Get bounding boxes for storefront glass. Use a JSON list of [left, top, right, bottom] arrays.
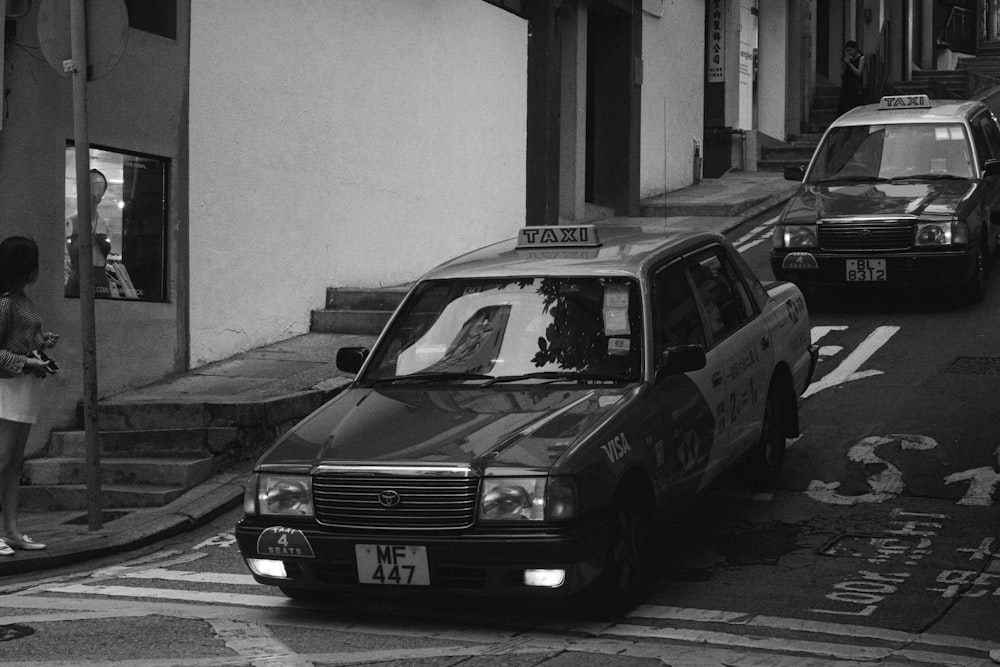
[[64, 145, 167, 301]]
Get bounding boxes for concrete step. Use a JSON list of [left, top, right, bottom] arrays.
[[312, 287, 409, 335], [23, 455, 214, 488], [324, 286, 408, 311], [48, 427, 237, 458], [761, 145, 816, 161], [19, 483, 188, 511], [311, 309, 392, 335]]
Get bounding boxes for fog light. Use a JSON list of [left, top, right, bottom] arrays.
[[524, 568, 565, 588], [247, 558, 288, 579]]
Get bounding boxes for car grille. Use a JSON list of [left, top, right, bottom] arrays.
[[819, 219, 914, 251], [313, 470, 479, 530]]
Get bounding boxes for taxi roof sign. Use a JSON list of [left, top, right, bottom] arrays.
[[878, 94, 931, 110], [517, 224, 602, 249]]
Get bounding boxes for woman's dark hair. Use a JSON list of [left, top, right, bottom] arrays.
[[845, 40, 859, 50], [0, 236, 39, 293]]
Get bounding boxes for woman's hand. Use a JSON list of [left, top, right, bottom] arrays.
[[23, 356, 48, 378]]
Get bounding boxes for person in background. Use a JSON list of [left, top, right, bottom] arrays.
[[0, 237, 59, 555], [65, 168, 112, 297], [837, 40, 867, 116]]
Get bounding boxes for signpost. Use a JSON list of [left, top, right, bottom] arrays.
[[37, 0, 128, 530]]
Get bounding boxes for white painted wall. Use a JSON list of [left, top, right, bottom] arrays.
[[639, 0, 705, 197], [189, 1, 526, 365], [758, 1, 789, 141]]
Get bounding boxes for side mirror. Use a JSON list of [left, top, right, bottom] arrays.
[[984, 159, 1000, 177], [784, 165, 806, 182], [336, 347, 369, 374], [654, 345, 707, 383]]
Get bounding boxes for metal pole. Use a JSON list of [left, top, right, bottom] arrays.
[[69, 0, 102, 531]]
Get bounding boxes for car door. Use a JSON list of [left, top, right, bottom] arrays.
[[686, 244, 773, 481], [649, 256, 723, 503], [970, 111, 1000, 253]]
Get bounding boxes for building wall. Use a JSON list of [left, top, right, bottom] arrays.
[[188, 0, 527, 366], [758, 1, 789, 141], [0, 2, 189, 457], [639, 0, 705, 197]]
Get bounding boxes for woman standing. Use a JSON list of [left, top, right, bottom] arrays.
[[837, 40, 867, 116], [0, 237, 59, 555]]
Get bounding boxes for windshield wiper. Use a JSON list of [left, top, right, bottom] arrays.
[[814, 176, 889, 185], [373, 372, 495, 385], [888, 173, 970, 181], [482, 371, 626, 387]]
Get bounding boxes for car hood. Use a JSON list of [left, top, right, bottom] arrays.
[[256, 385, 632, 471], [785, 180, 974, 220]]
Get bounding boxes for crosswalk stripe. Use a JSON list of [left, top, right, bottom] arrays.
[[117, 568, 258, 586], [44, 584, 283, 608]]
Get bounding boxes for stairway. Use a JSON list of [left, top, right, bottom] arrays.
[[21, 383, 333, 512], [311, 286, 409, 335], [758, 82, 838, 172]]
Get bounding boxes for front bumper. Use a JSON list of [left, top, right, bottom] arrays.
[[235, 514, 610, 597], [770, 248, 977, 287]]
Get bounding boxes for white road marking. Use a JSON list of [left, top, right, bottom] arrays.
[[5, 592, 998, 667], [733, 218, 777, 252], [804, 325, 899, 398], [38, 583, 281, 607], [208, 617, 313, 666], [116, 568, 258, 586]]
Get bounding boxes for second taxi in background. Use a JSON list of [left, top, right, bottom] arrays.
[[772, 94, 1000, 302], [237, 222, 817, 611]]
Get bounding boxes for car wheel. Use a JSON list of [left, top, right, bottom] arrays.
[[745, 389, 786, 488], [592, 487, 652, 614], [962, 240, 988, 304]]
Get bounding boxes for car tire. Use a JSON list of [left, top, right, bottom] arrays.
[[745, 389, 786, 488], [591, 486, 653, 615], [962, 240, 988, 304]]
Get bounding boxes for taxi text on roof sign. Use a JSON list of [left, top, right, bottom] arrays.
[[878, 94, 931, 110], [517, 224, 602, 249]]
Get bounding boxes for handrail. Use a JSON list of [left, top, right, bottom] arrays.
[[939, 6, 975, 54]]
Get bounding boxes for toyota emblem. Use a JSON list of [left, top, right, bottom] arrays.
[[858, 229, 872, 238], [378, 490, 401, 507]]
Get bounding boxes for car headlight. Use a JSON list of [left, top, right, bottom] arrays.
[[245, 473, 314, 517], [915, 221, 968, 246], [478, 476, 576, 522], [773, 224, 818, 249]]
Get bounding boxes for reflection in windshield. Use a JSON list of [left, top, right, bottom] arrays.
[[364, 278, 642, 383], [809, 123, 974, 183]]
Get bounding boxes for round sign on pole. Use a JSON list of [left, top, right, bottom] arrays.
[[37, 0, 128, 80]]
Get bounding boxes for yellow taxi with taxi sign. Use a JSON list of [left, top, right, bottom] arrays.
[[236, 223, 817, 609], [772, 94, 1000, 302]]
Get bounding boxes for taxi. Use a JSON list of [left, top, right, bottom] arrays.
[[771, 94, 1000, 302], [236, 223, 817, 609]]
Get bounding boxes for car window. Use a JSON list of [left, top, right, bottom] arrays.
[[652, 260, 706, 351], [972, 113, 1000, 164], [688, 246, 755, 345]]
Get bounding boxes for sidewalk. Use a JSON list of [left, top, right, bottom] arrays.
[[2, 170, 799, 576]]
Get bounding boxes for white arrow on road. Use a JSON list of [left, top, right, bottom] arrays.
[[804, 325, 899, 398]]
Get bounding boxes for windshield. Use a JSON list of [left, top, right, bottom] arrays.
[[807, 122, 974, 183], [362, 277, 643, 384]]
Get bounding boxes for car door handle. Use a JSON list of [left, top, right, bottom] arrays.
[[712, 370, 723, 387], [760, 335, 770, 350]]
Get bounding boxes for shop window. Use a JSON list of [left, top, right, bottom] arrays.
[[64, 145, 168, 302], [125, 0, 176, 39]]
